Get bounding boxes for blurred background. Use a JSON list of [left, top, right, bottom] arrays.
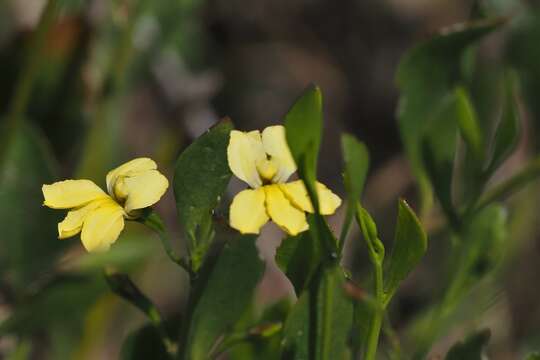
[[0, 0, 539, 358]]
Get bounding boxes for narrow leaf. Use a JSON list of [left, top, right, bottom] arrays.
[[284, 85, 323, 206], [340, 133, 369, 244], [485, 72, 520, 175], [383, 199, 427, 304]]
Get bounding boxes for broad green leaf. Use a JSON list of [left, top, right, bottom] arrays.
[[284, 85, 323, 206], [484, 72, 520, 175], [275, 214, 338, 294], [275, 231, 321, 295], [281, 292, 310, 360], [173, 119, 233, 271], [182, 235, 265, 360], [383, 199, 427, 304], [0, 123, 66, 289], [314, 265, 354, 360], [455, 87, 484, 162], [281, 266, 354, 360], [445, 329, 491, 360], [120, 324, 172, 360], [340, 133, 369, 243], [397, 18, 504, 211]]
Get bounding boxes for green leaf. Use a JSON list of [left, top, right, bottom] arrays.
[[455, 87, 484, 162], [173, 119, 233, 271], [484, 72, 520, 175], [0, 123, 66, 289], [120, 324, 172, 360], [445, 329, 491, 360], [281, 266, 354, 360], [281, 292, 310, 360], [284, 85, 323, 206], [314, 265, 354, 360], [182, 235, 265, 360], [397, 18, 504, 211], [340, 134, 369, 244], [275, 231, 321, 295], [383, 199, 427, 304]]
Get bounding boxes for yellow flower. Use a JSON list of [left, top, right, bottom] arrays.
[[228, 125, 341, 235], [42, 158, 169, 252]]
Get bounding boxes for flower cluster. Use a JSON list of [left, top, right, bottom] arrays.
[[42, 125, 341, 252]]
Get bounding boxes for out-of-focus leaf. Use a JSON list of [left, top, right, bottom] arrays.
[[120, 324, 172, 360], [0, 123, 65, 289], [445, 329, 491, 360], [314, 265, 354, 360], [524, 352, 540, 360], [397, 18, 504, 210], [484, 72, 520, 175], [0, 275, 105, 336], [340, 133, 369, 243], [173, 119, 233, 271], [182, 235, 264, 360], [352, 293, 376, 355], [383, 200, 427, 304], [455, 87, 484, 162], [284, 85, 323, 204]]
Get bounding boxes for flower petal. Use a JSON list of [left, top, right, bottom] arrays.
[[122, 170, 169, 213], [106, 158, 157, 195], [42, 180, 108, 209], [279, 180, 342, 215], [57, 199, 110, 239], [230, 188, 269, 234], [80, 201, 125, 252], [264, 184, 308, 236], [261, 125, 297, 183], [227, 130, 265, 188]]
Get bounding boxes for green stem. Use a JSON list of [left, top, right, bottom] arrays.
[[104, 270, 177, 356], [139, 210, 193, 276], [365, 260, 384, 360]]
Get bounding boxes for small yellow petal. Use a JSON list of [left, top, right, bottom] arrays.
[[264, 184, 308, 236], [230, 188, 269, 234], [106, 158, 157, 195], [42, 180, 108, 209], [279, 180, 342, 215], [227, 130, 265, 188], [123, 170, 169, 214], [261, 125, 297, 183], [57, 199, 111, 239], [315, 182, 342, 215], [80, 202, 125, 252]]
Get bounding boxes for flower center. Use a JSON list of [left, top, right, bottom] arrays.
[[112, 177, 129, 204], [256, 158, 278, 183]]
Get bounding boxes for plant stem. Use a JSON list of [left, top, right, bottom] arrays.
[[104, 270, 177, 356], [139, 210, 193, 277], [365, 259, 384, 360]]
